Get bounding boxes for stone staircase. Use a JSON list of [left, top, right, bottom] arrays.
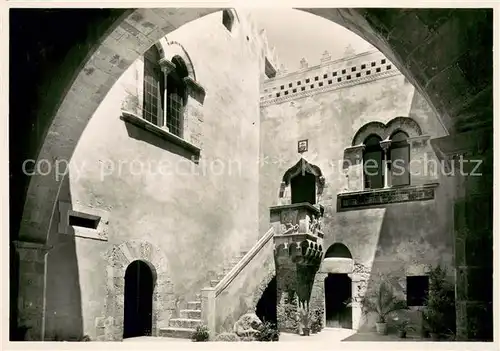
[[159, 251, 248, 339]]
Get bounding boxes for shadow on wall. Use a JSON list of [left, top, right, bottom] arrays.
[[122, 118, 198, 163], [355, 182, 455, 334], [256, 276, 277, 325], [44, 173, 84, 341]]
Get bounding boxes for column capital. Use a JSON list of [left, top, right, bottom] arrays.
[[158, 58, 176, 73], [379, 139, 392, 151]]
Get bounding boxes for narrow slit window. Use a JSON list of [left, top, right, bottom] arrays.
[[69, 211, 101, 229]]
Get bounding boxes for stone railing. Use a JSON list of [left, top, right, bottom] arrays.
[[201, 227, 275, 335]]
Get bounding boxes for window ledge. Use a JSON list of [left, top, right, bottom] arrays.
[[337, 182, 439, 211], [120, 110, 201, 159]]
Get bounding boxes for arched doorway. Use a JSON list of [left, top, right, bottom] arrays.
[[322, 243, 354, 329], [256, 276, 277, 325], [324, 274, 352, 328], [123, 260, 154, 339]]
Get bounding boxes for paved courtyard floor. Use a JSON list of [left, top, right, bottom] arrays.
[[123, 327, 431, 343]]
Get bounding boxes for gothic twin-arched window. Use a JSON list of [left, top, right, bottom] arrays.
[[142, 45, 188, 138], [363, 130, 410, 189]]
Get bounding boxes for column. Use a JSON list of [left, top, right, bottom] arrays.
[[379, 139, 391, 189], [159, 58, 176, 130], [430, 129, 493, 341], [14, 240, 52, 341], [271, 203, 324, 335]]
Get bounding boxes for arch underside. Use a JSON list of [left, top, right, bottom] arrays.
[[17, 8, 492, 246]]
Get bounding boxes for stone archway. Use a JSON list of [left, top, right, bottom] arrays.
[[97, 240, 175, 341], [11, 8, 493, 341], [123, 260, 155, 338], [320, 243, 355, 329]]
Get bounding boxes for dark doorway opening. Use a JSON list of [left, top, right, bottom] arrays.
[[256, 276, 277, 325], [324, 273, 352, 329], [291, 172, 316, 204], [123, 260, 154, 339]]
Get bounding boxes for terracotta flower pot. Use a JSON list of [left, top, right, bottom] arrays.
[[302, 328, 310, 336], [398, 330, 407, 338], [376, 322, 388, 335]]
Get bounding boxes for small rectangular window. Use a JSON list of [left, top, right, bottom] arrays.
[[406, 276, 429, 306], [276, 92, 280, 97], [281, 85, 284, 90], [301, 86, 306, 91], [69, 211, 101, 229], [361, 64, 366, 69], [346, 75, 351, 80], [337, 77, 342, 82], [376, 67, 381, 73], [310, 84, 314, 89], [306, 78, 310, 83], [328, 79, 332, 84], [371, 62, 376, 67], [342, 69, 346, 74], [284, 91, 289, 95], [387, 65, 392, 70], [319, 82, 323, 87], [351, 67, 356, 72], [292, 88, 297, 93], [297, 81, 301, 86], [332, 72, 337, 77], [323, 74, 328, 79], [381, 59, 386, 64], [356, 73, 361, 78], [289, 83, 293, 88], [315, 76, 319, 81], [366, 70, 371, 75]]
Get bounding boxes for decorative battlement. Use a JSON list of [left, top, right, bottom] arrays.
[[234, 9, 282, 78], [260, 50, 402, 106]]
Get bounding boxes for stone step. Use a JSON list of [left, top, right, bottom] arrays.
[[187, 301, 202, 310], [169, 318, 203, 329], [180, 309, 202, 319], [210, 280, 219, 287], [159, 327, 195, 339]]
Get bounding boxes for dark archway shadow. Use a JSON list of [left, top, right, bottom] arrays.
[[123, 260, 154, 339], [44, 172, 84, 341], [256, 276, 277, 325]]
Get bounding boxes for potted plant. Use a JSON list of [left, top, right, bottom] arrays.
[[422, 265, 456, 341], [310, 309, 323, 334], [361, 279, 408, 335], [396, 319, 414, 338]]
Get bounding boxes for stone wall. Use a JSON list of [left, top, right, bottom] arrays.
[[43, 11, 278, 341], [259, 51, 455, 330]]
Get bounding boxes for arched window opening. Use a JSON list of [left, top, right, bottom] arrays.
[[166, 55, 188, 138], [363, 134, 384, 190], [291, 172, 316, 205], [388, 131, 410, 187], [143, 45, 164, 127]]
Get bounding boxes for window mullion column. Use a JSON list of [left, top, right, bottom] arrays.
[[380, 140, 392, 189], [159, 58, 176, 130]]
